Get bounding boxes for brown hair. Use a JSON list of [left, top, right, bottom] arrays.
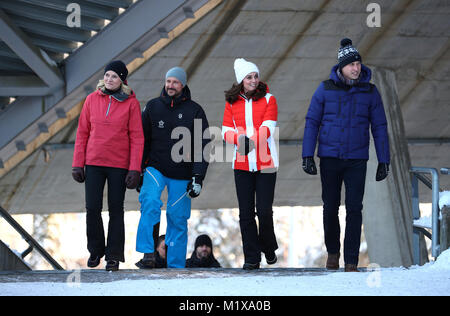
[[224, 82, 268, 104]]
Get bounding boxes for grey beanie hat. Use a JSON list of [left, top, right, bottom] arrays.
[[165, 67, 187, 86]]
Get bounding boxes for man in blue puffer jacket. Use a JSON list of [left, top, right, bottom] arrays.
[[301, 38, 390, 272]]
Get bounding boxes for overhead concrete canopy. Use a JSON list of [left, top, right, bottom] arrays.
[[0, 0, 449, 213]]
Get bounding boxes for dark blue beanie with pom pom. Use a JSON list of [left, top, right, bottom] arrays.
[[338, 38, 362, 69]]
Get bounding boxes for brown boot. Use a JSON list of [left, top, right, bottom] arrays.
[[326, 253, 340, 270], [344, 264, 360, 272]]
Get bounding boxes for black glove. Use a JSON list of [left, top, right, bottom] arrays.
[[136, 173, 144, 193], [302, 157, 317, 175], [125, 170, 141, 189], [237, 135, 255, 156], [72, 167, 85, 183], [187, 175, 203, 198], [376, 163, 389, 181]]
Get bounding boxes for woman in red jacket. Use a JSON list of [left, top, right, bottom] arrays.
[[222, 58, 279, 270], [72, 60, 144, 271]]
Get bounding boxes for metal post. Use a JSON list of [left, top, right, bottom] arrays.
[[440, 168, 449, 252], [411, 173, 421, 265], [410, 167, 441, 260], [430, 168, 440, 258]]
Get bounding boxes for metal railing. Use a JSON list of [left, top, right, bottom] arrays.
[[0, 205, 64, 270], [410, 167, 448, 265]]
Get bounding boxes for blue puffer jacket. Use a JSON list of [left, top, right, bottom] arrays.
[[302, 64, 390, 163]]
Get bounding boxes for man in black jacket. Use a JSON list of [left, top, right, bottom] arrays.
[[186, 234, 221, 268], [136, 67, 210, 268]]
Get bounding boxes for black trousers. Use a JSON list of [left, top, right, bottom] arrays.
[[85, 165, 127, 262], [234, 169, 278, 264], [320, 158, 367, 265]]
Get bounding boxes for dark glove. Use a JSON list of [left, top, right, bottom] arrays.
[[125, 170, 141, 189], [302, 157, 317, 175], [136, 173, 144, 193], [376, 163, 389, 181], [187, 175, 203, 198], [72, 167, 85, 183], [237, 135, 255, 156]]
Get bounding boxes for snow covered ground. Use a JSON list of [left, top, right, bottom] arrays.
[[1, 249, 449, 296], [440, 191, 450, 210]]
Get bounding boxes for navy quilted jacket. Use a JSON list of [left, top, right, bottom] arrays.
[[302, 64, 390, 163]]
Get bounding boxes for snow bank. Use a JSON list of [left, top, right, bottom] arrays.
[[413, 216, 432, 229], [440, 191, 450, 210], [1, 251, 450, 296], [427, 248, 450, 271]]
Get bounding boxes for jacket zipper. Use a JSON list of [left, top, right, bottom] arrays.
[[106, 95, 112, 117], [337, 96, 341, 117]]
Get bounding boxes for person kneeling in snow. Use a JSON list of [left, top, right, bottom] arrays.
[[186, 234, 221, 268]]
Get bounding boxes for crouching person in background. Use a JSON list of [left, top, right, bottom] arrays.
[[186, 234, 221, 268]]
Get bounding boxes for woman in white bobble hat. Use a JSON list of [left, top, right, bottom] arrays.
[[222, 58, 279, 270]]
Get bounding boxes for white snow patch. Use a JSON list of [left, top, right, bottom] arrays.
[[1, 249, 450, 296], [413, 216, 432, 229], [440, 191, 450, 210]]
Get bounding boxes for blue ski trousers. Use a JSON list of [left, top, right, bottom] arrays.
[[136, 167, 191, 268]]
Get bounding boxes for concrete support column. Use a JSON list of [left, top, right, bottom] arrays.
[[362, 67, 425, 267]]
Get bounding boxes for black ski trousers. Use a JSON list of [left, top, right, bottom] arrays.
[[234, 169, 278, 264], [85, 165, 127, 262], [320, 158, 367, 265]]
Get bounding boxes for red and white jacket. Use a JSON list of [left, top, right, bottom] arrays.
[[221, 86, 278, 172]]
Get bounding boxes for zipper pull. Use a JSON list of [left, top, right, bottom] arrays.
[[106, 95, 112, 117]]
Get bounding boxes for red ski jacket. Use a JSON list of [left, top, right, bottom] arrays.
[[222, 85, 278, 172], [72, 88, 144, 172]]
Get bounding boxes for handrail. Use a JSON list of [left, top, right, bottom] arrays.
[[0, 205, 64, 270], [410, 167, 440, 262]]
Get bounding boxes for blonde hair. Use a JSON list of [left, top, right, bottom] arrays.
[[96, 79, 132, 95]]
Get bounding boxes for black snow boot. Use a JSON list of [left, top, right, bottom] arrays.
[[265, 251, 277, 265], [243, 262, 260, 270], [135, 253, 156, 269], [106, 260, 119, 271], [87, 254, 101, 268]]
